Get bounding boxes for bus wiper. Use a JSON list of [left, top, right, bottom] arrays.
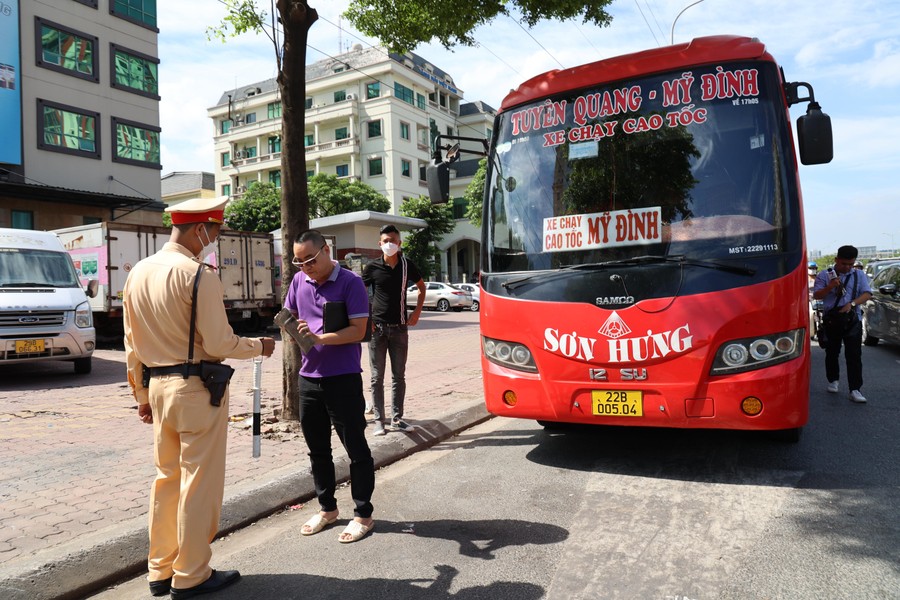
[[501, 254, 754, 290], [563, 254, 755, 275]]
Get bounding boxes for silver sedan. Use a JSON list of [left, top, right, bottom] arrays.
[[407, 281, 473, 312]]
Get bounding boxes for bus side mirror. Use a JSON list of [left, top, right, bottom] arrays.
[[797, 103, 833, 165], [426, 159, 450, 203]]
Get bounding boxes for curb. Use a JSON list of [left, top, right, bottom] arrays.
[[0, 403, 491, 600]]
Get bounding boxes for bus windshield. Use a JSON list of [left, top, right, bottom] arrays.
[[486, 61, 801, 286]]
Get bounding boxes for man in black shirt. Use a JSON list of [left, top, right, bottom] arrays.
[[361, 225, 425, 435]]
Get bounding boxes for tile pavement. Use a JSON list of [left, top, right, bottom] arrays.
[[0, 310, 488, 600]]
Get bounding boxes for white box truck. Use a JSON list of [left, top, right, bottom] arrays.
[[54, 222, 277, 333], [0, 228, 98, 374]]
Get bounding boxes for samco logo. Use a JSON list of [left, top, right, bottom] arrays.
[[543, 311, 694, 363]]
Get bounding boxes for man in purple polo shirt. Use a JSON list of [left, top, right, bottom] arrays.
[[283, 230, 375, 543]]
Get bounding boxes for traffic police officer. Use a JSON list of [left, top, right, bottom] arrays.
[[123, 196, 275, 598]]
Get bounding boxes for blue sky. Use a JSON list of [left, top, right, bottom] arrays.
[[157, 0, 900, 256]]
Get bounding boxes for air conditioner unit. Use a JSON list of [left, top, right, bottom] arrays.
[[236, 185, 247, 193], [346, 93, 356, 101], [232, 114, 243, 125], [233, 150, 244, 159]]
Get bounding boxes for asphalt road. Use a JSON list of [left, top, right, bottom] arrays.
[[90, 341, 900, 600]]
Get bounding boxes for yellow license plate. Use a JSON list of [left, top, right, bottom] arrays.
[[591, 390, 643, 417], [16, 339, 45, 353]]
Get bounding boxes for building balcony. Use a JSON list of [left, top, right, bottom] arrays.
[[306, 136, 359, 160]]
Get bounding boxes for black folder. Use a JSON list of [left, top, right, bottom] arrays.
[[323, 301, 350, 333]]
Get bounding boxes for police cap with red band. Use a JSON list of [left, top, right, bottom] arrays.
[[164, 196, 228, 225]]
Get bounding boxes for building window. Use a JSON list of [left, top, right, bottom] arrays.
[[222, 151, 230, 167], [112, 116, 161, 168], [452, 197, 468, 219], [37, 99, 100, 158], [419, 164, 427, 181], [334, 90, 346, 103], [306, 170, 315, 178], [416, 93, 426, 110], [304, 134, 314, 147], [333, 66, 344, 73], [305, 97, 313, 109], [486, 127, 493, 140], [366, 82, 380, 99], [400, 121, 410, 140], [111, 0, 157, 29], [401, 159, 411, 178], [36, 18, 98, 82], [267, 101, 281, 119], [394, 82, 414, 105], [336, 164, 349, 177], [335, 127, 348, 141], [83, 216, 102, 225], [222, 183, 231, 196], [446, 125, 454, 136], [221, 120, 231, 134], [244, 113, 256, 124], [268, 136, 281, 154], [74, 0, 99, 8], [243, 146, 257, 158], [110, 44, 159, 97], [367, 120, 382, 138], [11, 210, 33, 229], [269, 170, 281, 188], [368, 157, 383, 177]]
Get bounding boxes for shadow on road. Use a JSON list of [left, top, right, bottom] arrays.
[[0, 354, 126, 391], [200, 566, 544, 600]]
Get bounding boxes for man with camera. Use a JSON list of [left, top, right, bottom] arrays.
[[123, 196, 275, 598], [812, 245, 872, 403]]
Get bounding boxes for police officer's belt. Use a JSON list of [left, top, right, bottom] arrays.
[[149, 364, 203, 377]]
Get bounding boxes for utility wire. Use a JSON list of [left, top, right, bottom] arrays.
[[642, 0, 669, 45], [634, 0, 662, 47], [509, 16, 565, 69], [572, 20, 603, 59]]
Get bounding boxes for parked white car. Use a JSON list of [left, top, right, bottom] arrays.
[[407, 281, 473, 312], [454, 282, 481, 311]]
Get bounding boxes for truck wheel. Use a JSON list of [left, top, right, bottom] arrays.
[[74, 357, 92, 374]]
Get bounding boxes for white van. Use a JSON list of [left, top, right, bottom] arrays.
[[0, 228, 98, 374]]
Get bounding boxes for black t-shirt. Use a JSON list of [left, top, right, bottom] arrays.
[[362, 255, 423, 324]]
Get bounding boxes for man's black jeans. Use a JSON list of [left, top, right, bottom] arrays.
[[824, 318, 864, 392], [299, 373, 374, 519]]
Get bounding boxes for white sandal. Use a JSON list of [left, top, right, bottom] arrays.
[[339, 519, 374, 543]]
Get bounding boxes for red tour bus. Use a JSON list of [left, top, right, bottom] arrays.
[[428, 36, 833, 442]]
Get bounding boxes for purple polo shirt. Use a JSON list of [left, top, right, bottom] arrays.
[[283, 261, 369, 378]]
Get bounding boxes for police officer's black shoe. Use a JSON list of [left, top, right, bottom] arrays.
[[170, 570, 241, 598], [148, 577, 171, 596]]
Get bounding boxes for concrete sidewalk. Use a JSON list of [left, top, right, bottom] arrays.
[[0, 311, 489, 600]]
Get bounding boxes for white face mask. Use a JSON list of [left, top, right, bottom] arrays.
[[198, 225, 217, 260], [381, 241, 399, 257]]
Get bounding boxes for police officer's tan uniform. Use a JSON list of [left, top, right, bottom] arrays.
[[123, 197, 269, 593]]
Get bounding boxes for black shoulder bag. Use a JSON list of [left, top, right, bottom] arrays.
[[188, 263, 235, 406]]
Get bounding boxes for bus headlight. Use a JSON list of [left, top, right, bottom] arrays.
[[482, 336, 537, 373], [75, 301, 93, 329], [711, 329, 803, 375]]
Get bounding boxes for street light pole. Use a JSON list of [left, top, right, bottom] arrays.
[[884, 232, 896, 256]]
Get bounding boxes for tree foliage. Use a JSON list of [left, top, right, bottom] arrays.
[[224, 183, 282, 232], [463, 158, 487, 227], [400, 196, 454, 280], [307, 174, 390, 218], [344, 0, 613, 53]]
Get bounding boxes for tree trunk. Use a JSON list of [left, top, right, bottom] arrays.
[[277, 1, 318, 421]]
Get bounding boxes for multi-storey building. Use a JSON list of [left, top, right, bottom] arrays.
[[0, 0, 164, 230], [208, 44, 494, 282]]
